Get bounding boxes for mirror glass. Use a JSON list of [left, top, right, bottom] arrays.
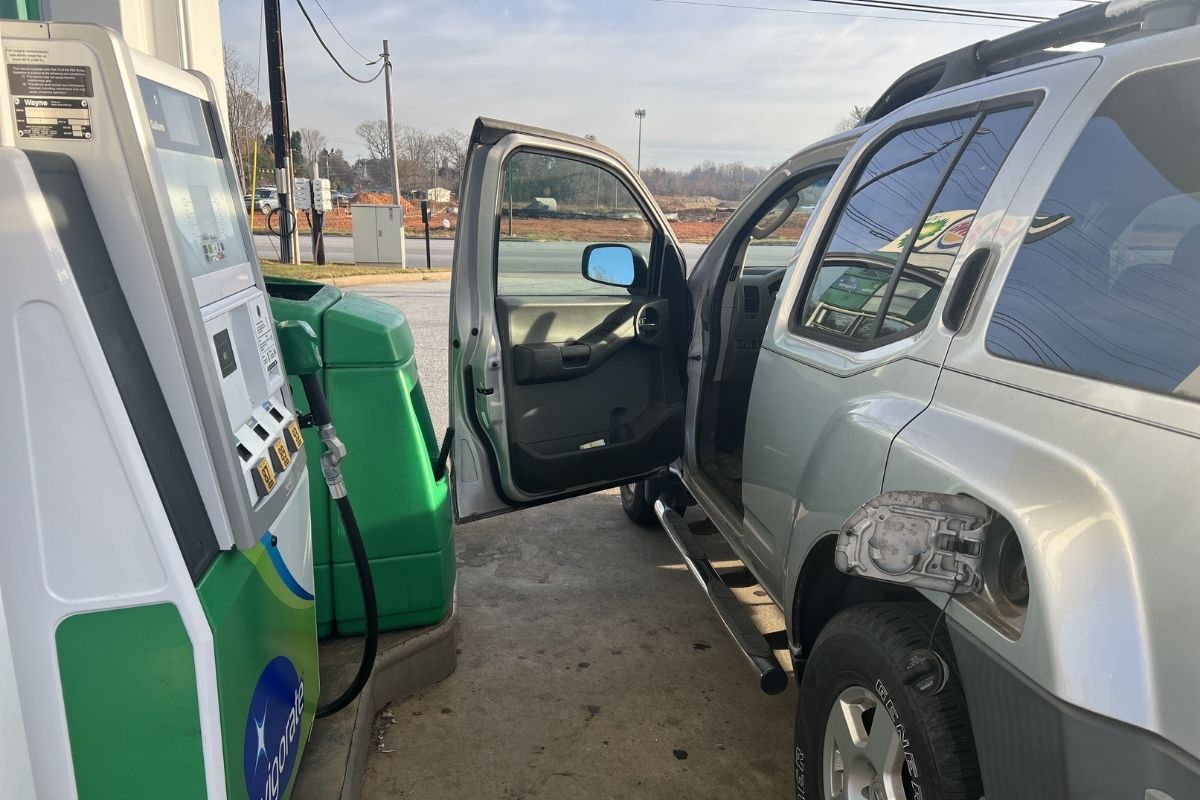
[[583, 245, 636, 287]]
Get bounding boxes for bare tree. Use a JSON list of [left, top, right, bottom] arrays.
[[296, 127, 328, 175], [355, 119, 393, 161], [431, 129, 467, 188], [834, 103, 871, 133], [223, 46, 269, 192]]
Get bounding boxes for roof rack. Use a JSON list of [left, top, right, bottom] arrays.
[[863, 0, 1200, 124]]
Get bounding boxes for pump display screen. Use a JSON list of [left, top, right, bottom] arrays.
[[139, 78, 252, 280]]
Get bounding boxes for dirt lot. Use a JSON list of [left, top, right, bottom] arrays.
[[248, 208, 758, 245]]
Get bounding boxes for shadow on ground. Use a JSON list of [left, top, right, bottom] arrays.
[[361, 489, 793, 799]]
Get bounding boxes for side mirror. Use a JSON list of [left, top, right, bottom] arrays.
[[582, 243, 638, 288]]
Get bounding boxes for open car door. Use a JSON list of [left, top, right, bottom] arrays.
[[450, 118, 690, 522]]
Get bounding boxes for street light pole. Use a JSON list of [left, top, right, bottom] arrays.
[[634, 108, 646, 173]]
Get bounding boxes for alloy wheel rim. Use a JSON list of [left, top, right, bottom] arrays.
[[822, 685, 908, 800]]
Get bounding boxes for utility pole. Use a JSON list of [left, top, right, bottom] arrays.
[[382, 39, 406, 267], [634, 108, 646, 174], [264, 0, 298, 264]]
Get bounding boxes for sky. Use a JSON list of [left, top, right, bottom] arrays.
[[219, 0, 1090, 170]]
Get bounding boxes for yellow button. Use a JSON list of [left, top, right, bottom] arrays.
[[285, 420, 303, 453], [272, 438, 292, 471], [254, 458, 277, 496]]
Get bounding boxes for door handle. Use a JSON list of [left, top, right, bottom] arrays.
[[560, 343, 591, 368], [942, 247, 993, 333]]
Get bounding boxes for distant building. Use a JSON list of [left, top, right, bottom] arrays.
[[427, 187, 453, 203]]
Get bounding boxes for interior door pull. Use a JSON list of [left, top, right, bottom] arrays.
[[560, 343, 591, 368]]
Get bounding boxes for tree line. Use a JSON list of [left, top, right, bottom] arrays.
[[640, 161, 775, 202]]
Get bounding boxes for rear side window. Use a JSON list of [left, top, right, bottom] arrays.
[[987, 62, 1200, 400], [797, 107, 1031, 347]]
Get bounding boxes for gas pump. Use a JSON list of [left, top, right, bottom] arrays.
[[0, 18, 351, 799]]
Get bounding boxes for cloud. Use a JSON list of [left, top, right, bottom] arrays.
[[222, 0, 1085, 169]]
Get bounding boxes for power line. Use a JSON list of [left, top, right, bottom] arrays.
[[293, 0, 386, 83], [777, 0, 1051, 22], [310, 0, 381, 65], [649, 0, 1052, 27]]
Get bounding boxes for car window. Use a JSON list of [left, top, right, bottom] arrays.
[[880, 107, 1032, 337], [742, 177, 830, 269], [797, 107, 1030, 347], [496, 151, 651, 296], [987, 62, 1200, 401]]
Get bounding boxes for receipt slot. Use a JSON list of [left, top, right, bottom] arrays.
[[0, 20, 317, 800]]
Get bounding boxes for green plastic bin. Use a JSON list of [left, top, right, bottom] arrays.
[[267, 278, 454, 637]]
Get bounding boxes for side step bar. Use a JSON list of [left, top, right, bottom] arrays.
[[654, 497, 788, 695]]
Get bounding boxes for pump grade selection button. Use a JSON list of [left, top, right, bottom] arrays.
[[285, 420, 303, 453], [253, 458, 277, 498], [270, 438, 292, 473]]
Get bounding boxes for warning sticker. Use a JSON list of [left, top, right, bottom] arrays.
[[7, 63, 93, 97], [14, 97, 92, 140]]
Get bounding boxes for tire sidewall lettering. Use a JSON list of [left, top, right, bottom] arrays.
[[794, 745, 806, 799], [875, 676, 922, 799]]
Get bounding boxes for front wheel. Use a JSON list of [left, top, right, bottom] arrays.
[[794, 603, 982, 800], [619, 481, 657, 526]]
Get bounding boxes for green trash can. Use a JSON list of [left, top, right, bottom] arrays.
[[267, 278, 454, 637]]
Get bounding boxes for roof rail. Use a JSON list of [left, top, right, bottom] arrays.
[[863, 0, 1200, 124]]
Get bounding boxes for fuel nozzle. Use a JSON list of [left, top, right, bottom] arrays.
[[276, 320, 347, 498]]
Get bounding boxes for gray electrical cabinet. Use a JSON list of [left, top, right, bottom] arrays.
[[352, 204, 406, 265]]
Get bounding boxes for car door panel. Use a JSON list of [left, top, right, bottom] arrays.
[[451, 118, 687, 521], [495, 296, 682, 494]]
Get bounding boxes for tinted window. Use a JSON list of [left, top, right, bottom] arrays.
[[988, 63, 1200, 400], [497, 151, 650, 296], [799, 108, 1029, 345], [882, 108, 1031, 336]]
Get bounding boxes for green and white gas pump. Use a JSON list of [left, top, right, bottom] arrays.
[[0, 18, 365, 800]]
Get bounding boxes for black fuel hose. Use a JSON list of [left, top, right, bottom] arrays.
[[297, 372, 380, 719]]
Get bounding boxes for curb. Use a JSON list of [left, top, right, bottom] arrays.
[[340, 604, 458, 799], [326, 271, 451, 288], [293, 602, 458, 800]]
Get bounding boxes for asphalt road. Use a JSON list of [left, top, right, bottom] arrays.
[[255, 234, 713, 270], [348, 279, 794, 798]]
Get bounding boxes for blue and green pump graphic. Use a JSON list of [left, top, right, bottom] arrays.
[[56, 539, 319, 800]]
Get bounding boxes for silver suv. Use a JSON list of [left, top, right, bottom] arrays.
[[449, 2, 1200, 797]]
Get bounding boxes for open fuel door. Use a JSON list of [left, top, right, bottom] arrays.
[[450, 118, 689, 522]]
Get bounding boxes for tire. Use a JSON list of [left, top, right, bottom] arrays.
[[794, 602, 982, 800], [620, 481, 657, 526]]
